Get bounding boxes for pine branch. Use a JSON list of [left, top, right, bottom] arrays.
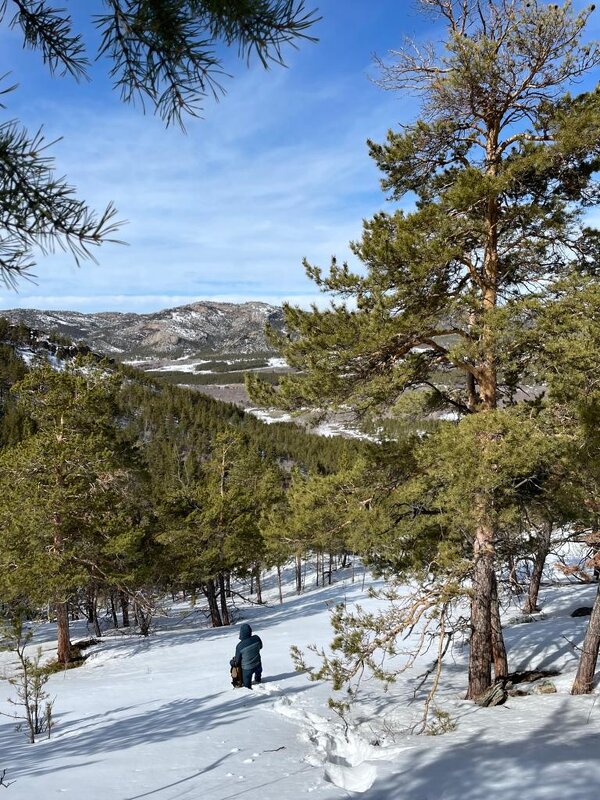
[[7, 0, 88, 78], [95, 0, 319, 126], [0, 119, 124, 282]]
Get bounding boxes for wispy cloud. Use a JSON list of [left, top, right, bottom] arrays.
[[3, 0, 596, 314], [2, 52, 410, 313], [0, 292, 338, 313]]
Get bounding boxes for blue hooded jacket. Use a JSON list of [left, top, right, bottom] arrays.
[[234, 623, 263, 670]]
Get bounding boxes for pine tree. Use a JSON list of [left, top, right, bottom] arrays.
[[530, 276, 600, 693], [262, 458, 376, 590], [249, 0, 600, 698], [158, 429, 282, 625], [0, 359, 145, 662]]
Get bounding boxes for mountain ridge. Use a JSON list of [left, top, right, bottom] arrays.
[[0, 300, 285, 359]]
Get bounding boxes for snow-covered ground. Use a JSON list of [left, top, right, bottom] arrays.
[[312, 420, 380, 442], [1, 564, 600, 799], [267, 358, 288, 369], [146, 359, 212, 374], [246, 407, 296, 425], [125, 356, 289, 376], [245, 409, 380, 442]]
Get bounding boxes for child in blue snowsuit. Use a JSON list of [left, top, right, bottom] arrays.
[[232, 623, 263, 689]]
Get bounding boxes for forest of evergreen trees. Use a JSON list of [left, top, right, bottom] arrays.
[[0, 320, 373, 666], [1, 0, 600, 719]]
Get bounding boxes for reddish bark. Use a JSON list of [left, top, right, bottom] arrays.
[[56, 601, 73, 664], [522, 521, 552, 615], [491, 571, 508, 680], [572, 584, 600, 694]]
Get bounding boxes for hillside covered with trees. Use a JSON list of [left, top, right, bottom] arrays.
[[0, 320, 372, 659]]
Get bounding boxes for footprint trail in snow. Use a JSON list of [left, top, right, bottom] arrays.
[[270, 694, 412, 793]]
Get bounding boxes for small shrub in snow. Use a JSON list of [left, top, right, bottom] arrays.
[[532, 680, 557, 695], [0, 614, 55, 743], [43, 651, 86, 674], [425, 709, 457, 736], [0, 768, 14, 787], [509, 614, 545, 625]]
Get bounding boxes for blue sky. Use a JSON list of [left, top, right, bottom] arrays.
[[0, 1, 598, 314]]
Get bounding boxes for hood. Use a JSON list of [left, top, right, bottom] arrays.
[[239, 623, 252, 640]]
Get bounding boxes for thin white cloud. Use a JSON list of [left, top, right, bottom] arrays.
[[5, 0, 595, 315], [0, 292, 336, 313], [3, 59, 410, 313]]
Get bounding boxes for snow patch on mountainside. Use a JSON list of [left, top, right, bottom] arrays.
[[0, 301, 285, 359]]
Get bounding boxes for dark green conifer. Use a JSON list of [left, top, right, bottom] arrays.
[[249, 0, 600, 698]]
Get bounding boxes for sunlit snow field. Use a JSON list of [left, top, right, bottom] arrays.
[[1, 561, 599, 799]]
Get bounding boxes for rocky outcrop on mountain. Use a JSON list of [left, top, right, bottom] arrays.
[[0, 301, 284, 358]]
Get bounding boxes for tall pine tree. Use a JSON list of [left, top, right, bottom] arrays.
[[249, 0, 600, 698], [0, 359, 144, 662]]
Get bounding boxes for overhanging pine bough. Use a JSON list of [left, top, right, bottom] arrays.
[[0, 1, 319, 283]]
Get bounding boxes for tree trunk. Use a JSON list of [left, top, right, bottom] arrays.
[[120, 591, 130, 627], [522, 520, 552, 615], [86, 588, 102, 638], [109, 592, 119, 629], [277, 565, 283, 604], [254, 567, 263, 605], [507, 553, 523, 596], [92, 608, 101, 638], [202, 579, 223, 627], [134, 601, 151, 636], [295, 552, 302, 594], [218, 573, 230, 626], [572, 583, 600, 694], [464, 125, 501, 699], [466, 371, 479, 412], [491, 570, 508, 680], [467, 520, 495, 699], [85, 594, 94, 624], [56, 601, 73, 664]]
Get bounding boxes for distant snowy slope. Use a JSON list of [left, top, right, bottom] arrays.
[[0, 301, 285, 358]]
